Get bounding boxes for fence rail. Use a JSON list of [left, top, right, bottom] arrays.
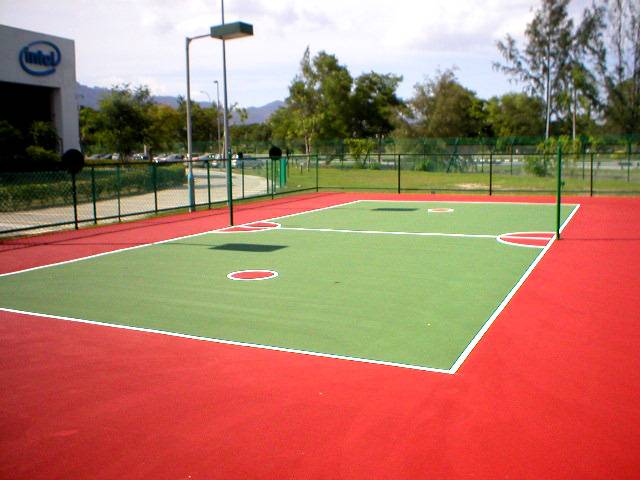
[[1, 150, 639, 236]]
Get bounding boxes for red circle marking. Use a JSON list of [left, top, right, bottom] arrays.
[[246, 221, 280, 228], [220, 226, 261, 232], [227, 270, 278, 281]]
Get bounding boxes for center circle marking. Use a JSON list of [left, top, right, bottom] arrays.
[[227, 270, 279, 281]]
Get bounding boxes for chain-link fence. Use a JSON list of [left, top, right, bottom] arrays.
[[0, 155, 316, 236], [2, 145, 639, 236]]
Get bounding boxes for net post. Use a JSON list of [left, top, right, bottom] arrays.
[[206, 160, 211, 208], [91, 166, 97, 224], [152, 163, 158, 214], [556, 143, 562, 240], [489, 151, 493, 196], [397, 154, 401, 194]]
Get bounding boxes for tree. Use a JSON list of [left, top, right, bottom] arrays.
[[98, 84, 153, 159], [410, 69, 487, 138], [600, 0, 640, 134], [486, 93, 546, 137], [562, 3, 607, 139], [350, 72, 403, 138], [495, 0, 574, 139], [146, 104, 182, 154], [276, 47, 353, 154]]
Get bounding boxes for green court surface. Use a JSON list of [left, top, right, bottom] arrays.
[[0, 201, 577, 372]]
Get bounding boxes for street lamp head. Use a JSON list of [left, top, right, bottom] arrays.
[[210, 21, 253, 40]]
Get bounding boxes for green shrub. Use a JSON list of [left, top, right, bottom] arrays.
[[524, 156, 550, 177]]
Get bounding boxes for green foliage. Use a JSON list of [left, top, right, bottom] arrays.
[[600, 0, 640, 134], [350, 72, 403, 137], [486, 93, 545, 137], [345, 138, 376, 168], [25, 145, 61, 165], [495, 0, 608, 139], [29, 121, 59, 151], [98, 84, 153, 158], [410, 69, 487, 138], [0, 120, 23, 160]]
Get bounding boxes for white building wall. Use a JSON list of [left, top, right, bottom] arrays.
[[0, 25, 79, 151]]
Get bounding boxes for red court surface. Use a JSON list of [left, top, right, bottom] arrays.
[[1, 192, 639, 479]]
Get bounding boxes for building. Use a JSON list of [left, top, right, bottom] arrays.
[[0, 24, 80, 152]]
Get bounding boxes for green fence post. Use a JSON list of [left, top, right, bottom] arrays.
[[152, 163, 158, 214], [556, 144, 562, 240], [241, 161, 245, 199], [116, 164, 121, 222], [71, 171, 79, 230], [510, 145, 513, 175], [627, 141, 631, 182], [315, 154, 319, 192], [590, 152, 594, 196], [266, 157, 270, 195], [271, 159, 275, 200], [206, 160, 211, 208], [489, 151, 493, 196], [397, 154, 401, 194], [91, 166, 97, 225]]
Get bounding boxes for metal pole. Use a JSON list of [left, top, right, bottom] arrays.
[[489, 151, 493, 196], [397, 154, 401, 194], [556, 144, 562, 240], [71, 171, 79, 230], [590, 152, 594, 196], [185, 37, 196, 212], [214, 80, 222, 158], [221, 0, 234, 226], [91, 166, 97, 224], [152, 163, 158, 213]]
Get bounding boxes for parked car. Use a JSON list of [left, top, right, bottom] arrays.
[[153, 154, 183, 163]]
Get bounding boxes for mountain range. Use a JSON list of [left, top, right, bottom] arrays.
[[76, 83, 284, 124]]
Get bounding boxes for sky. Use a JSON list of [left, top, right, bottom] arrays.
[[1, 0, 593, 108]]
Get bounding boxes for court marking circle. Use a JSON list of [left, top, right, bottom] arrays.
[[219, 222, 281, 233], [428, 208, 454, 213], [497, 232, 555, 248], [227, 270, 279, 281]]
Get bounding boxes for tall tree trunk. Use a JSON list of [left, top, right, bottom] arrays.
[[572, 80, 577, 141], [545, 49, 551, 140]]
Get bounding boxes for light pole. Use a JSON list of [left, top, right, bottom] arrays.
[[185, 33, 210, 212], [199, 90, 213, 148], [210, 1, 253, 226], [214, 80, 222, 159]]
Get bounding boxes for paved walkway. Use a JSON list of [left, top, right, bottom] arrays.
[[0, 168, 269, 236]]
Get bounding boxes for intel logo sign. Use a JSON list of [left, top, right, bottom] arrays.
[[19, 40, 61, 76]]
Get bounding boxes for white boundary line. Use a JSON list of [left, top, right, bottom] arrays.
[[496, 232, 554, 249], [280, 226, 497, 239], [0, 307, 452, 375], [0, 198, 582, 375], [0, 200, 361, 278], [448, 203, 581, 373], [355, 199, 571, 206]]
